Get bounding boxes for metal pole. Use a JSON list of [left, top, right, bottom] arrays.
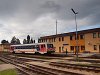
[[56, 19, 57, 35], [75, 14, 78, 59], [71, 8, 78, 60]]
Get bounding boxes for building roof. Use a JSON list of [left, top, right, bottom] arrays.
[[40, 28, 100, 39]]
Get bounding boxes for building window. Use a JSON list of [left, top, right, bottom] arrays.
[[59, 38, 61, 41], [46, 39, 47, 42], [44, 39, 45, 42], [94, 45, 97, 50], [70, 46, 74, 50], [62, 46, 64, 51], [80, 34, 84, 39], [70, 36, 73, 40], [42, 39, 43, 42], [40, 39, 41, 42], [77, 35, 79, 40], [93, 33, 96, 38], [75, 46, 78, 50], [52, 38, 53, 42], [81, 46, 85, 50], [38, 39, 40, 43], [98, 32, 100, 38], [62, 37, 64, 41], [59, 47, 61, 53], [75, 35, 79, 40], [49, 39, 51, 42], [54, 38, 56, 42]]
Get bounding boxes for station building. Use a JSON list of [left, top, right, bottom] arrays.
[[38, 28, 100, 53], [0, 44, 10, 52]]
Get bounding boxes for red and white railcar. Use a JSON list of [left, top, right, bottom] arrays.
[[10, 43, 55, 54]]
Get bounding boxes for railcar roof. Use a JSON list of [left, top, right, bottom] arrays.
[[11, 43, 52, 46]]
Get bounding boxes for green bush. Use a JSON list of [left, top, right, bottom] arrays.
[[0, 61, 4, 64], [0, 69, 17, 75]]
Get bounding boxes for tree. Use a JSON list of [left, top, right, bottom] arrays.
[[38, 39, 40, 43], [27, 35, 30, 44], [1, 40, 9, 44], [11, 36, 16, 44], [23, 39, 27, 44], [11, 36, 21, 44], [16, 38, 21, 44], [30, 38, 33, 43], [33, 40, 35, 43]]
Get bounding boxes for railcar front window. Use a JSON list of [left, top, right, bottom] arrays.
[[47, 44, 53, 48]]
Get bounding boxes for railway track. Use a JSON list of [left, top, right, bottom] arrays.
[[0, 56, 57, 75], [11, 53, 100, 64], [0, 55, 83, 75], [0, 56, 36, 75], [67, 59, 100, 63], [49, 62, 100, 73]]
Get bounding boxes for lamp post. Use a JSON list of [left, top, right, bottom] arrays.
[[71, 8, 78, 60], [56, 19, 57, 35]]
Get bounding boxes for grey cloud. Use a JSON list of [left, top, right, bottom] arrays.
[[0, 0, 100, 25], [41, 1, 61, 13], [0, 24, 4, 27], [0, 0, 100, 43]]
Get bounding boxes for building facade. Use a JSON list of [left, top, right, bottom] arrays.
[[38, 28, 100, 53], [0, 44, 10, 52], [85, 32, 100, 53]]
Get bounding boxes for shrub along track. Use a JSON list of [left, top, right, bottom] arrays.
[[0, 55, 83, 75]]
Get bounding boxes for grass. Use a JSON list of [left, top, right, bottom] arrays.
[[91, 63, 100, 66], [76, 63, 91, 66], [0, 69, 17, 75], [0, 61, 4, 64]]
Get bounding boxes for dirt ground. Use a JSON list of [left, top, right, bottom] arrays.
[[0, 64, 15, 71]]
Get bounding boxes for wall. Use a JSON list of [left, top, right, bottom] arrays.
[[85, 32, 100, 53], [70, 34, 85, 53]]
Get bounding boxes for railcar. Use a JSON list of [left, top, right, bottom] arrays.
[[10, 43, 55, 54]]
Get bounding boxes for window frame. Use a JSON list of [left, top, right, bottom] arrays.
[[98, 32, 100, 38], [62, 37, 64, 41], [93, 33, 96, 38], [59, 37, 61, 41], [70, 35, 73, 40], [81, 46, 85, 50], [94, 45, 97, 50], [80, 34, 84, 39], [70, 46, 74, 50]]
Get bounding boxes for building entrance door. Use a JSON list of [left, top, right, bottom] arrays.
[[99, 45, 100, 53], [59, 47, 61, 53]]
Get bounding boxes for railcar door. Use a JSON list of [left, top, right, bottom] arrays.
[[10, 46, 14, 53], [40, 44, 46, 54]]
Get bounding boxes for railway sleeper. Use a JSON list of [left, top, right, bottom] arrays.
[[0, 57, 57, 75], [28, 64, 83, 75], [16, 67, 32, 75]]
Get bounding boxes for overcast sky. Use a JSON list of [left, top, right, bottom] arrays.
[[0, 0, 100, 43]]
